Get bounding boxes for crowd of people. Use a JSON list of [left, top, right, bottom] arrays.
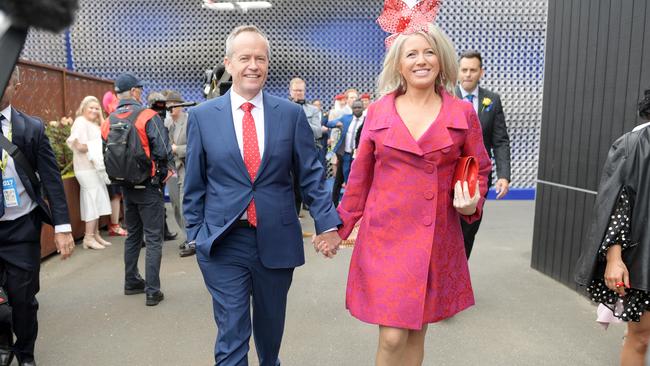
[[0, 2, 649, 366]]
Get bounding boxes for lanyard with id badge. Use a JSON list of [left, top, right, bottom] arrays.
[[1, 125, 20, 208]]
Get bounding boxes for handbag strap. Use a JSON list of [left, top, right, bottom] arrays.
[[0, 133, 40, 189]]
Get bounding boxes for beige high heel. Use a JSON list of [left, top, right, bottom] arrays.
[[94, 232, 112, 246], [82, 234, 105, 250]]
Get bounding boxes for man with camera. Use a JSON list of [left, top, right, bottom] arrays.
[[104, 73, 173, 307]]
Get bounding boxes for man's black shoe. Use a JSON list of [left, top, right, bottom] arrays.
[[179, 241, 187, 249], [124, 281, 145, 295], [179, 241, 196, 257], [0, 348, 13, 366], [19, 360, 36, 366], [164, 231, 177, 241], [146, 291, 164, 306]]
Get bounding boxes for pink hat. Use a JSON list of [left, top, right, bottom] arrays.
[[102, 91, 118, 114]]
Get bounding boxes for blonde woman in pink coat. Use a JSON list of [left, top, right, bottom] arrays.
[[317, 23, 491, 365]]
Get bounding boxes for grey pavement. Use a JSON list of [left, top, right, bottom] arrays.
[[33, 201, 623, 365]]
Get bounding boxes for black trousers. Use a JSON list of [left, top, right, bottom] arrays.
[[0, 210, 42, 363], [460, 175, 492, 259], [331, 153, 345, 207], [123, 185, 165, 295]]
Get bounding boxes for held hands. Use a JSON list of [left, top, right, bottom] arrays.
[[604, 245, 630, 297], [311, 230, 342, 258], [453, 181, 481, 216], [54, 232, 75, 260]]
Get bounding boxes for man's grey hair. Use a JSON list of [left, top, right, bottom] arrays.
[[117, 90, 132, 99], [225, 25, 271, 59]]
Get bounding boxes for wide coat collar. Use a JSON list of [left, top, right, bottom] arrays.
[[369, 90, 468, 156]]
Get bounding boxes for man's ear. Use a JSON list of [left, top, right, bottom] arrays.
[[224, 57, 231, 74]]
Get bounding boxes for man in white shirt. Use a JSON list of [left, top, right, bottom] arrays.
[[456, 50, 511, 258], [0, 67, 74, 366], [327, 100, 365, 206], [183, 25, 341, 366]]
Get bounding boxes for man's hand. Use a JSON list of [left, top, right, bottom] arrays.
[[321, 126, 329, 133], [336, 122, 343, 128], [311, 231, 342, 258], [453, 181, 481, 216], [163, 169, 174, 184], [495, 178, 510, 199], [54, 232, 75, 260]]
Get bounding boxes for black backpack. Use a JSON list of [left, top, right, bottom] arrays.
[[102, 107, 157, 185]]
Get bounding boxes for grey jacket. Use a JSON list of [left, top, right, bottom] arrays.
[[167, 112, 188, 173], [302, 103, 323, 142]]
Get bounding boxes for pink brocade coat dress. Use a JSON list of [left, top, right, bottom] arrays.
[[337, 90, 491, 330]]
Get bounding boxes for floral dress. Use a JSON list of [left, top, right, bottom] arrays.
[[586, 188, 650, 322]]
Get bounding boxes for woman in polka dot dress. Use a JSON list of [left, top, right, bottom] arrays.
[[575, 89, 650, 365]]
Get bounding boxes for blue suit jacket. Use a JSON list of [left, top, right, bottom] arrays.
[[327, 114, 354, 154], [3, 108, 70, 226], [183, 91, 341, 268]]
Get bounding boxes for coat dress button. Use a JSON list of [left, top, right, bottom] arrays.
[[422, 215, 432, 226], [424, 164, 435, 174], [424, 191, 434, 200]]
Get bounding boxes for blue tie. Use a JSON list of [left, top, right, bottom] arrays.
[[465, 94, 475, 103]]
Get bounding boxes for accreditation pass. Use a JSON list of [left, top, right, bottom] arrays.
[[3, 177, 20, 207]]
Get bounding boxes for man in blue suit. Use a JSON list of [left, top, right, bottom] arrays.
[[0, 67, 74, 366], [328, 100, 365, 206], [183, 25, 342, 366]]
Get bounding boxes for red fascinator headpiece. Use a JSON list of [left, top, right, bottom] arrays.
[[377, 0, 442, 48]]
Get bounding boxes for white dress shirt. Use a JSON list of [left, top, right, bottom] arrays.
[[230, 89, 265, 159], [459, 86, 479, 114], [230, 90, 265, 220], [344, 116, 364, 153], [0, 106, 71, 232]]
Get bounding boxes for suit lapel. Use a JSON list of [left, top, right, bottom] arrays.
[[213, 92, 249, 179], [477, 87, 487, 126], [255, 92, 280, 180], [9, 109, 39, 201]]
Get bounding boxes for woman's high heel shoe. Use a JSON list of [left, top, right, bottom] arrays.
[[82, 235, 105, 250], [94, 233, 112, 247]]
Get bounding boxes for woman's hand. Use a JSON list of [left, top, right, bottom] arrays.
[[453, 181, 480, 216], [71, 139, 88, 153], [604, 245, 630, 296]]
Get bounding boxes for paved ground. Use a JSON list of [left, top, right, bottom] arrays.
[[32, 201, 623, 366]]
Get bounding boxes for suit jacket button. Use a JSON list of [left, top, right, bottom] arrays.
[[422, 216, 432, 226], [424, 164, 434, 174], [424, 191, 434, 200]]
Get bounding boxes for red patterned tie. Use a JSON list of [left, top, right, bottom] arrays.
[[241, 102, 261, 226]]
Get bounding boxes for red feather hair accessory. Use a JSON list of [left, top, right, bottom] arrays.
[[377, 0, 442, 48]]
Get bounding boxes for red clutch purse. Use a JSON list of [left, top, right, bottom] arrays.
[[453, 156, 479, 197]]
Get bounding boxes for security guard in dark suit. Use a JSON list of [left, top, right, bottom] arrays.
[[456, 50, 511, 259], [0, 67, 74, 366]]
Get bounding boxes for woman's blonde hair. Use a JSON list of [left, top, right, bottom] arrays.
[[376, 24, 458, 97], [76, 96, 102, 124]]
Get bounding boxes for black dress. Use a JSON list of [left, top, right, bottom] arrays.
[[586, 188, 650, 322]]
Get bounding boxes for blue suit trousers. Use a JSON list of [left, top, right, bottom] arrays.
[[197, 227, 293, 366]]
